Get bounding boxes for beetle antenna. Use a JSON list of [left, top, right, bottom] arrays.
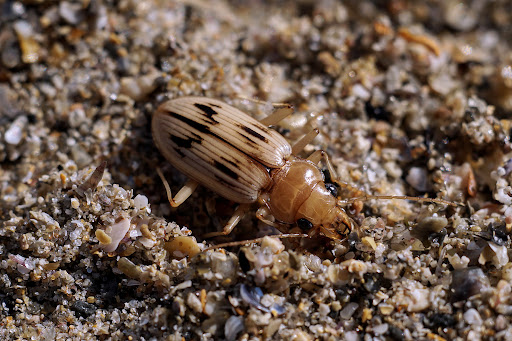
[[332, 179, 368, 197], [203, 233, 310, 251], [338, 195, 462, 207], [235, 94, 291, 108], [331, 177, 462, 207]]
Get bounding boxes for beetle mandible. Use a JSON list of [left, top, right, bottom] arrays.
[[152, 96, 355, 240]]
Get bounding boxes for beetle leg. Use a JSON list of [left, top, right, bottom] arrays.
[[203, 203, 250, 238], [235, 95, 294, 126], [306, 150, 335, 178], [291, 129, 319, 155], [237, 95, 293, 126], [307, 149, 322, 163], [157, 168, 199, 208], [308, 150, 357, 189], [255, 206, 276, 226], [259, 105, 294, 126], [255, 206, 293, 230], [307, 150, 367, 196]]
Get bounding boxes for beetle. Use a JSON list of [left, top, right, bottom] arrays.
[[152, 97, 456, 240], [152, 96, 355, 240]]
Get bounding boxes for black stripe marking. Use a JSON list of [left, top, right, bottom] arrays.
[[170, 134, 200, 149], [221, 156, 242, 169], [169, 111, 211, 135], [214, 160, 239, 180], [235, 131, 258, 144], [194, 103, 219, 123], [166, 110, 268, 182], [241, 126, 267, 142], [169, 111, 242, 151], [168, 111, 246, 180]]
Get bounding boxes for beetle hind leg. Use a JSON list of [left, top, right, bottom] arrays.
[[203, 203, 250, 238], [236, 95, 294, 126], [157, 168, 199, 208]]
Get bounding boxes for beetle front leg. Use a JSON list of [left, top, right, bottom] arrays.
[[255, 206, 294, 231], [203, 203, 250, 238], [307, 150, 366, 197], [307, 150, 336, 178], [157, 168, 199, 208]]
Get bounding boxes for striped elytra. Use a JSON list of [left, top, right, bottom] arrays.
[[152, 97, 354, 239], [152, 97, 291, 203]]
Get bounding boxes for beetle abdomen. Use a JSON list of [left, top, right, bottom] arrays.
[[152, 97, 291, 203]]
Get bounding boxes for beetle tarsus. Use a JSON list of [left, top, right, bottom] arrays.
[[156, 168, 198, 208], [203, 203, 250, 238]]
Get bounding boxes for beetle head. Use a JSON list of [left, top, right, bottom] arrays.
[[296, 205, 353, 240]]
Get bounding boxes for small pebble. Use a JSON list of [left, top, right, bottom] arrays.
[[344, 331, 360, 341], [134, 194, 149, 210], [373, 323, 388, 335], [463, 308, 482, 326], [12, 20, 40, 63], [406, 167, 430, 192], [186, 292, 203, 314], [451, 268, 489, 302], [71, 301, 97, 318], [164, 236, 200, 259], [340, 302, 359, 319], [59, 2, 84, 25], [5, 116, 27, 145]]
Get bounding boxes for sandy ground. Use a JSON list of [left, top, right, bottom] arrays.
[[1, 1, 512, 340]]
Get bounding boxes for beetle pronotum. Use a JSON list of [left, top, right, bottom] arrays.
[[152, 97, 456, 240]]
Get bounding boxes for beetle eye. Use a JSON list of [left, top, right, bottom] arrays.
[[297, 218, 313, 231], [325, 183, 338, 197]]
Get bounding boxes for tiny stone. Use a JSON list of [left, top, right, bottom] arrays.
[[373, 323, 388, 335], [5, 116, 27, 145], [379, 304, 394, 315], [70, 198, 80, 209], [340, 302, 359, 319], [344, 331, 360, 341], [186, 292, 203, 314], [96, 229, 112, 244], [318, 303, 330, 316], [406, 167, 430, 192], [134, 194, 149, 209], [59, 2, 84, 25], [71, 301, 97, 318], [463, 308, 482, 326]]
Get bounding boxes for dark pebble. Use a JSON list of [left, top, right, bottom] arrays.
[[71, 300, 97, 318]]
